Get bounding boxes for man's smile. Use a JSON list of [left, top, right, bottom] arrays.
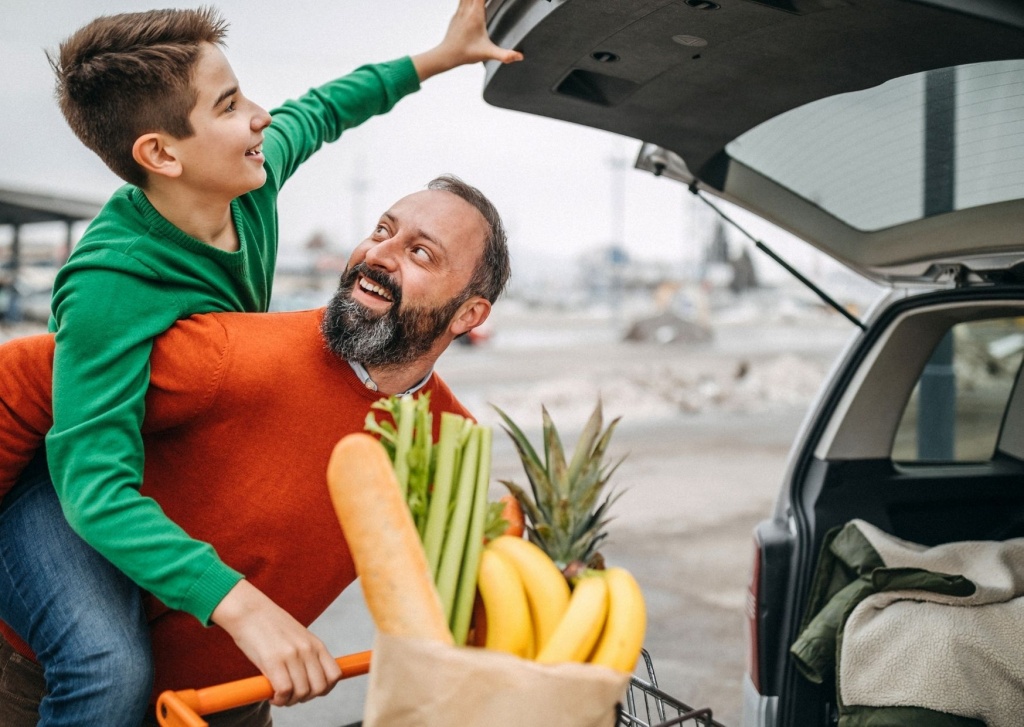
[[349, 268, 402, 314], [357, 276, 394, 302]]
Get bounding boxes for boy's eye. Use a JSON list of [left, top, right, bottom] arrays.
[[226, 100, 236, 112]]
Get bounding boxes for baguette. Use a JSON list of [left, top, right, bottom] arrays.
[[326, 433, 453, 644]]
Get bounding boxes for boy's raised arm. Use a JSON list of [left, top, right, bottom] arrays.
[[411, 0, 523, 82]]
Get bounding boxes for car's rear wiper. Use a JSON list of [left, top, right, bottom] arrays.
[[689, 185, 867, 331]]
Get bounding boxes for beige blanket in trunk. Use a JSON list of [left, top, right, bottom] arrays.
[[839, 520, 1024, 726]]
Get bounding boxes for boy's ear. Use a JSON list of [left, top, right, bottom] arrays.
[[132, 133, 183, 180], [449, 297, 491, 338]]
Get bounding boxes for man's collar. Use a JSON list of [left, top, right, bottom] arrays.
[[348, 360, 432, 397]]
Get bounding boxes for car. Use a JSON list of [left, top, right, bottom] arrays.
[[481, 1, 1024, 725]]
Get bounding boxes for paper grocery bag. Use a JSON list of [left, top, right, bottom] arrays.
[[363, 633, 631, 727]]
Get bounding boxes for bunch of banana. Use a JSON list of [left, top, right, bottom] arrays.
[[476, 535, 647, 673]]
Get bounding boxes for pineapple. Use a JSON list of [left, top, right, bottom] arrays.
[[493, 400, 624, 575]]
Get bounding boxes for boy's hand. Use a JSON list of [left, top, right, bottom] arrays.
[[212, 580, 342, 707], [413, 0, 524, 81]]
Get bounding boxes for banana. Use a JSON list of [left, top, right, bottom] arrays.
[[486, 535, 571, 652], [588, 567, 647, 673], [535, 572, 609, 664], [477, 547, 534, 657]]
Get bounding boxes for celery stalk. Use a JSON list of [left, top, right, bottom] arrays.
[[391, 394, 415, 497], [436, 427, 481, 622], [422, 412, 466, 577], [410, 399, 434, 534], [450, 426, 492, 644]]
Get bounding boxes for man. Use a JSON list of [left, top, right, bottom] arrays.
[[0, 174, 510, 727]]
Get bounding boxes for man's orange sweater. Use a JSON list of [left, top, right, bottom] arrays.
[[0, 308, 470, 699]]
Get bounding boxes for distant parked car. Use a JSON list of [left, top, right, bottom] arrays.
[[483, 2, 1024, 725]]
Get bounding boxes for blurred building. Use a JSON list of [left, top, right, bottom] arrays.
[[0, 186, 102, 322]]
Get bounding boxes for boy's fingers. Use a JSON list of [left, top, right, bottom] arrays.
[[317, 650, 343, 699], [283, 658, 313, 706], [267, 666, 295, 707], [295, 663, 325, 704], [483, 44, 523, 64], [323, 650, 343, 683]]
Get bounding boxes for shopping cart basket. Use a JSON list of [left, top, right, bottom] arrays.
[[618, 649, 727, 727], [157, 648, 728, 727]]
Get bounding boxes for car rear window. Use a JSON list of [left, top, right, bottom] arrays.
[[726, 59, 1024, 232], [892, 316, 1024, 462]]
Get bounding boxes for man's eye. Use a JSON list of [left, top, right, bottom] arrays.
[[373, 224, 388, 237], [226, 100, 236, 112], [412, 246, 431, 261]]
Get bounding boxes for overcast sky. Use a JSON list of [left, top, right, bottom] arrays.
[[1, 0, 838, 286]]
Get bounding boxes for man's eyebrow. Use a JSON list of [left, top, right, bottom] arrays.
[[383, 211, 447, 252], [417, 228, 444, 249], [213, 86, 238, 109]]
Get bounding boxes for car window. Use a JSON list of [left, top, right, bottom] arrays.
[[726, 59, 1024, 232], [892, 317, 1024, 462]]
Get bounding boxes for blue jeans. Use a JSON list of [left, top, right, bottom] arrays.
[[0, 451, 154, 726]]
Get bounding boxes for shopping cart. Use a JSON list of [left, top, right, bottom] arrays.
[[157, 648, 728, 727], [618, 650, 727, 727]]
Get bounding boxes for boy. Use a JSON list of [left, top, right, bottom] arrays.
[[0, 2, 521, 725]]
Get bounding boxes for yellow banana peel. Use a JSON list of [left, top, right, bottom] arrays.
[[486, 536, 570, 652], [535, 572, 609, 664], [588, 567, 647, 673], [477, 547, 534, 657]]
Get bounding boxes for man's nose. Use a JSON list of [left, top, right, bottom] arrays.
[[363, 237, 400, 271]]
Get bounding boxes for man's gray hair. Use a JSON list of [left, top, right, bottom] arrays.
[[427, 175, 510, 303]]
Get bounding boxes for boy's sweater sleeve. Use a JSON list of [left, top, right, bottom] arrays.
[[46, 265, 243, 625], [262, 57, 420, 189]]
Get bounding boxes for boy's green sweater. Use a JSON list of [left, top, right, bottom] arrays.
[[45, 58, 420, 625]]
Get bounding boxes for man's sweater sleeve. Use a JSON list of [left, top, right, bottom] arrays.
[[262, 57, 421, 190], [0, 335, 56, 500], [0, 319, 226, 500]]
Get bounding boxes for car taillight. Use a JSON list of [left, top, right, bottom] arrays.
[[745, 537, 762, 693]]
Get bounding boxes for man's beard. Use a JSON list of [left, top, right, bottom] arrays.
[[321, 263, 468, 367]]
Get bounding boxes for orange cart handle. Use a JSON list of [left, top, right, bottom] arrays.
[[156, 650, 371, 727]]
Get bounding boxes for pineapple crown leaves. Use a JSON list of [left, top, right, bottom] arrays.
[[493, 400, 627, 568]]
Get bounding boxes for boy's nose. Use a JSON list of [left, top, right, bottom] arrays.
[[252, 104, 272, 131]]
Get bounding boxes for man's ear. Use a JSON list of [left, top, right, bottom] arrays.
[[450, 297, 491, 337], [132, 133, 182, 180]]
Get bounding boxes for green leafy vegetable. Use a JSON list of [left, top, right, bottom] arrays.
[[365, 393, 503, 645]]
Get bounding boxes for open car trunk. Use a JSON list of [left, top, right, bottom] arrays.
[[483, 0, 1024, 283], [759, 289, 1024, 726]]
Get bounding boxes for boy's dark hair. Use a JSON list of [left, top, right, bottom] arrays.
[[427, 175, 511, 303], [49, 7, 229, 188]]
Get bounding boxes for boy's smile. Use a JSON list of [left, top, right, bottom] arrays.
[[171, 43, 272, 203]]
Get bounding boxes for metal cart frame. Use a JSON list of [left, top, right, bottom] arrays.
[[619, 650, 727, 727]]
